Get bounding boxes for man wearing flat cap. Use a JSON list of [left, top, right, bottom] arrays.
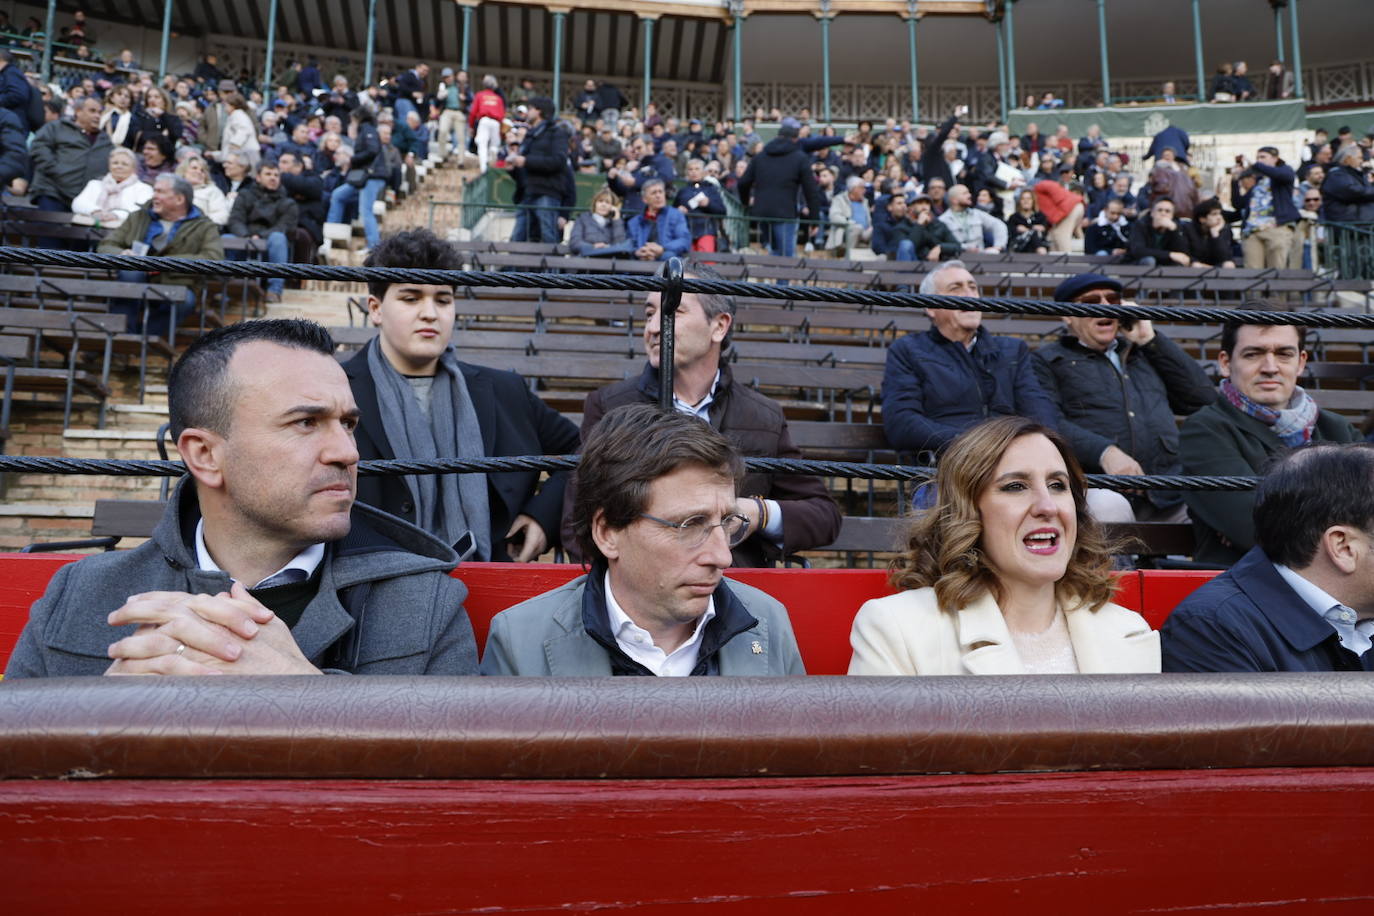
[[1032, 273, 1214, 523]]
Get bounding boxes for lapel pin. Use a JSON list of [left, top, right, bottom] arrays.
[[751, 640, 762, 654]]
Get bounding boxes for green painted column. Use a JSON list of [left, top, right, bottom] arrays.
[[262, 0, 279, 92], [461, 4, 473, 75], [819, 9, 832, 123], [1005, 0, 1017, 110], [364, 0, 378, 85], [641, 16, 654, 116], [1289, 0, 1304, 97], [1096, 0, 1111, 106], [905, 9, 919, 123], [1191, 0, 1205, 102], [551, 11, 566, 112], [158, 0, 173, 80], [995, 17, 1007, 124], [39, 0, 56, 83], [732, 14, 743, 119]]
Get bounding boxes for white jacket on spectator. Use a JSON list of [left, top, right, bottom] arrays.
[[192, 182, 231, 226], [939, 206, 1008, 252], [70, 175, 153, 228], [220, 109, 261, 168]]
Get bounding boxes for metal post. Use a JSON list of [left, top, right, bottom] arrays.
[[1288, 0, 1303, 97], [1096, 0, 1111, 107], [551, 11, 565, 112], [819, 9, 832, 124], [364, 0, 378, 86], [641, 16, 653, 116], [1273, 4, 1285, 64], [460, 4, 472, 75], [1005, 0, 1017, 111], [994, 18, 1007, 125], [906, 7, 919, 123], [158, 0, 173, 80], [657, 258, 683, 410], [731, 2, 743, 120], [1191, 0, 1206, 102], [39, 0, 56, 83], [262, 0, 279, 93]]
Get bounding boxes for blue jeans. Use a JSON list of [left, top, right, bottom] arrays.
[[112, 270, 197, 336], [511, 195, 560, 244], [327, 178, 386, 248], [224, 231, 290, 295], [894, 239, 916, 262], [765, 220, 798, 258]]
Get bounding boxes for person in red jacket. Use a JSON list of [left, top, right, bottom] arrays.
[[1033, 164, 1085, 253], [468, 75, 506, 174]]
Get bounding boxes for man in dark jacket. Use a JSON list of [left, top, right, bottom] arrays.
[[1230, 147, 1298, 269], [672, 158, 726, 251], [1180, 319, 1360, 567], [4, 319, 478, 678], [0, 50, 34, 128], [920, 107, 963, 192], [28, 95, 111, 212], [98, 174, 224, 335], [226, 160, 298, 302], [562, 263, 841, 568], [1162, 445, 1374, 671], [608, 135, 675, 219], [0, 106, 30, 194], [883, 261, 1058, 457], [277, 149, 325, 251], [508, 97, 569, 244], [345, 230, 580, 563], [1321, 146, 1374, 222], [1126, 198, 1192, 265], [1034, 273, 1214, 522], [735, 120, 822, 257]]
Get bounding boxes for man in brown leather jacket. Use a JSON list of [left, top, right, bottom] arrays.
[[561, 264, 841, 567]]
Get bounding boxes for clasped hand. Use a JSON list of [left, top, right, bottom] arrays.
[[105, 582, 321, 676]]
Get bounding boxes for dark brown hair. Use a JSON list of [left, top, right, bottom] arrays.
[[889, 416, 1120, 612], [573, 404, 743, 565]]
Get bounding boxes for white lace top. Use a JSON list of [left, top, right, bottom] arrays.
[[1009, 609, 1080, 674]]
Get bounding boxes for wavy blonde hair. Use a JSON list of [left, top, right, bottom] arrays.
[[889, 416, 1119, 612]]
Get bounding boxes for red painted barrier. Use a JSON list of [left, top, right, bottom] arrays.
[[2, 770, 1372, 914], [0, 555, 1217, 675]]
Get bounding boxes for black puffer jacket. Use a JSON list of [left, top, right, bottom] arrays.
[[516, 119, 571, 201], [736, 136, 821, 221], [226, 182, 299, 237], [1033, 331, 1214, 509]]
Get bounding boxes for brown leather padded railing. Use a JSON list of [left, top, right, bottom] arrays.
[[3, 675, 1374, 780]]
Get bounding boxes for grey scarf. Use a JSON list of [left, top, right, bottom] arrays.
[[367, 340, 491, 560]]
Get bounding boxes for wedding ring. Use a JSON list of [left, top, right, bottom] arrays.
[[175, 643, 187, 656]]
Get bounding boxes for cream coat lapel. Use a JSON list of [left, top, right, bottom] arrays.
[[1063, 602, 1161, 674], [955, 593, 1025, 675]]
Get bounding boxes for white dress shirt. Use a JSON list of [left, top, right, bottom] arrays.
[[1274, 563, 1374, 656], [195, 519, 325, 589]]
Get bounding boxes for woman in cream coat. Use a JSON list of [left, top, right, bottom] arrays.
[[849, 416, 1159, 676]]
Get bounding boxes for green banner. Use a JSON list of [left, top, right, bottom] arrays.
[[1008, 100, 1306, 138], [1305, 106, 1374, 138]]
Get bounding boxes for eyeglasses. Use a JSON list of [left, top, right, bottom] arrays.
[[639, 513, 751, 548], [1304, 197, 1322, 204], [1074, 291, 1121, 304]]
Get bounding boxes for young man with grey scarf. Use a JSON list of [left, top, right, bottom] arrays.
[[343, 229, 581, 562]]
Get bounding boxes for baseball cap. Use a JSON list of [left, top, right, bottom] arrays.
[[441, 67, 454, 77], [1054, 273, 1123, 302]]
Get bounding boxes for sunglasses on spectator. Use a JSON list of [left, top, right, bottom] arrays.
[[1304, 197, 1321, 203], [1074, 290, 1121, 304]]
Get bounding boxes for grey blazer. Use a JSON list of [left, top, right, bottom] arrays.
[[480, 575, 807, 676]]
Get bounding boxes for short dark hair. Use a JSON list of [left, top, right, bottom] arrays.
[[572, 404, 743, 565], [1193, 197, 1224, 220], [1254, 444, 1374, 568], [363, 228, 463, 301], [1220, 301, 1306, 355], [167, 319, 335, 439]]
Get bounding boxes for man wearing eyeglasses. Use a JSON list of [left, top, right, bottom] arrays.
[[1033, 273, 1214, 523], [481, 404, 805, 677]]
